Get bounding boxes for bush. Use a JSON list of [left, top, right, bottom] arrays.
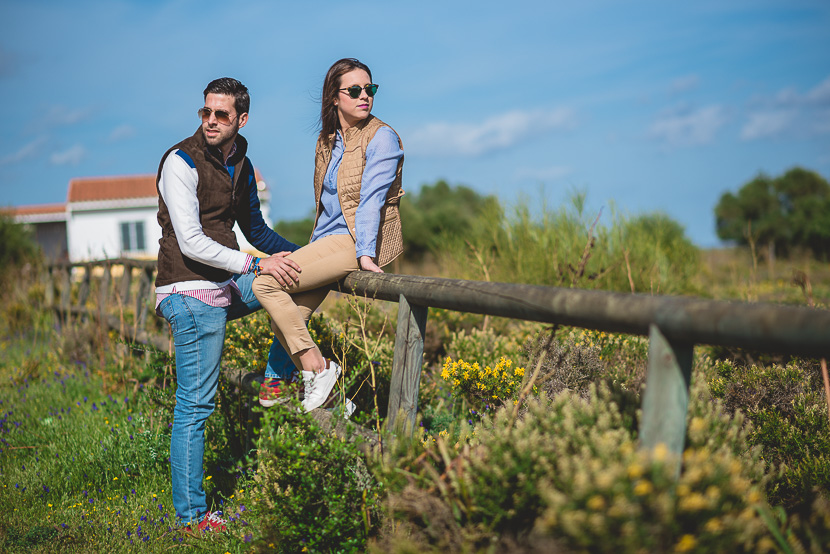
[[253, 405, 382, 553], [370, 380, 782, 553], [435, 192, 702, 295], [706, 356, 830, 510]]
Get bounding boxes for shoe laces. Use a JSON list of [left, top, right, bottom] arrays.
[[206, 511, 226, 526]]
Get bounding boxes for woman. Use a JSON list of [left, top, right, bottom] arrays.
[[252, 58, 404, 412]]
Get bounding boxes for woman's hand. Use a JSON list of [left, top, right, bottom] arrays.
[[358, 255, 383, 273]]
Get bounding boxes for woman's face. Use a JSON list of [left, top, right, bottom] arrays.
[[335, 68, 373, 132]]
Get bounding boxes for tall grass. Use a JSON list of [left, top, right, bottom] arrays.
[[436, 192, 702, 295]]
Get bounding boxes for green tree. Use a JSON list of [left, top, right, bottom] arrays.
[[0, 213, 39, 286], [274, 212, 315, 248], [400, 180, 501, 260], [715, 167, 830, 259]]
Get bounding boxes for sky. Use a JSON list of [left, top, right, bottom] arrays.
[[1, 0, 828, 247]]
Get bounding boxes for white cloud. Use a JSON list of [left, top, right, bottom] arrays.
[[0, 136, 47, 166], [406, 107, 576, 157], [50, 144, 86, 166], [740, 110, 796, 141], [29, 106, 94, 132], [806, 76, 830, 105], [669, 74, 699, 95], [649, 104, 726, 147], [108, 124, 135, 142]]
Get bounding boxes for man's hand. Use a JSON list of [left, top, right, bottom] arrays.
[[358, 255, 383, 273], [259, 252, 301, 287]]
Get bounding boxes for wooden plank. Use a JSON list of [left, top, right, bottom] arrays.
[[135, 267, 153, 331], [119, 264, 133, 305], [77, 265, 91, 309], [339, 272, 830, 359], [99, 262, 112, 312], [59, 267, 71, 315], [44, 267, 55, 308], [387, 294, 428, 433], [639, 324, 693, 474]]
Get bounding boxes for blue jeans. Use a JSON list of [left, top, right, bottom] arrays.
[[158, 272, 294, 523]]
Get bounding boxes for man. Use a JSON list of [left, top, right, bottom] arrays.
[[155, 77, 301, 532]]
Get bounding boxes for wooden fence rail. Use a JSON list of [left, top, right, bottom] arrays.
[[44, 259, 830, 468]]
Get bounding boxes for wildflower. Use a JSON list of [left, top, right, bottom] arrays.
[[586, 495, 605, 510], [633, 480, 653, 496], [674, 534, 696, 552]]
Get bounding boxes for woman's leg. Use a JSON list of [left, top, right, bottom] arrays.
[[251, 234, 358, 373]]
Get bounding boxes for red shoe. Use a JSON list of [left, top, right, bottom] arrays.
[[183, 511, 227, 537], [259, 378, 286, 407]]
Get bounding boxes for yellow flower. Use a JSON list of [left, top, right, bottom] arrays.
[[704, 517, 722, 532], [674, 534, 696, 552], [653, 443, 669, 462], [633, 480, 653, 496], [627, 463, 644, 479], [678, 493, 707, 511], [586, 495, 605, 510]]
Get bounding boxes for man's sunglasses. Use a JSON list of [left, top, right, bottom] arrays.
[[338, 84, 379, 99], [198, 107, 237, 126]]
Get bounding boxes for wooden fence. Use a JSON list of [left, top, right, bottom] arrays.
[[43, 259, 830, 467]]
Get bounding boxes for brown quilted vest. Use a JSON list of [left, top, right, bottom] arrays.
[[155, 128, 250, 287], [312, 115, 405, 267]]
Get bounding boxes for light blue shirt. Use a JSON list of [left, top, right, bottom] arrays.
[[311, 126, 404, 258]]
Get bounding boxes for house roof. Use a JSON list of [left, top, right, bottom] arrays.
[[2, 203, 68, 223], [67, 175, 158, 203], [4, 203, 67, 216], [66, 169, 267, 203]]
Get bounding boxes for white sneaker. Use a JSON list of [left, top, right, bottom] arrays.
[[301, 360, 342, 412]]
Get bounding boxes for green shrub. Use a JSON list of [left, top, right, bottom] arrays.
[[370, 378, 783, 553], [434, 192, 702, 294], [253, 405, 383, 553], [705, 357, 830, 509]]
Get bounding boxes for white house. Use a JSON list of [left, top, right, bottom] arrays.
[[8, 171, 274, 263]]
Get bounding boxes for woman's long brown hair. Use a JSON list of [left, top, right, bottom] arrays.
[[319, 58, 373, 144]]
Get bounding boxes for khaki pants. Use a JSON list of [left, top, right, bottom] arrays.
[[251, 233, 358, 369]]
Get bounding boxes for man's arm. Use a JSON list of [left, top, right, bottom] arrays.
[[237, 159, 300, 255]]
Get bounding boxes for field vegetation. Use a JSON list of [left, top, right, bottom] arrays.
[[0, 186, 829, 553]]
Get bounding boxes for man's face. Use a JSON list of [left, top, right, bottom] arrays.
[[200, 93, 247, 151]]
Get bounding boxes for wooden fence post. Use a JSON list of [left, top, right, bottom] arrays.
[[119, 263, 133, 306], [639, 324, 694, 473], [387, 294, 428, 433], [78, 264, 91, 309], [135, 266, 154, 332]]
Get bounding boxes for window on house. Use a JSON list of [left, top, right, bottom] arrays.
[[120, 221, 146, 253]]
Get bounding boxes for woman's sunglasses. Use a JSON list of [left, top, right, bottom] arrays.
[[338, 84, 379, 99], [198, 107, 237, 126]]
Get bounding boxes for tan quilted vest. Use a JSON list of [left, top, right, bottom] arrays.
[[312, 115, 405, 267]]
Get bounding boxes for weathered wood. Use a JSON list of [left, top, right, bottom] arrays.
[[339, 272, 830, 359], [77, 265, 91, 308], [44, 266, 55, 308], [135, 267, 153, 331], [119, 264, 133, 306], [99, 262, 112, 312], [639, 324, 694, 470], [387, 294, 428, 432], [59, 267, 71, 313]]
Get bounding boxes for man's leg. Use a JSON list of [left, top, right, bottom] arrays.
[[159, 294, 227, 525], [230, 272, 296, 381]]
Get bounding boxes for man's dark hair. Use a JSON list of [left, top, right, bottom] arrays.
[[203, 78, 250, 116]]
